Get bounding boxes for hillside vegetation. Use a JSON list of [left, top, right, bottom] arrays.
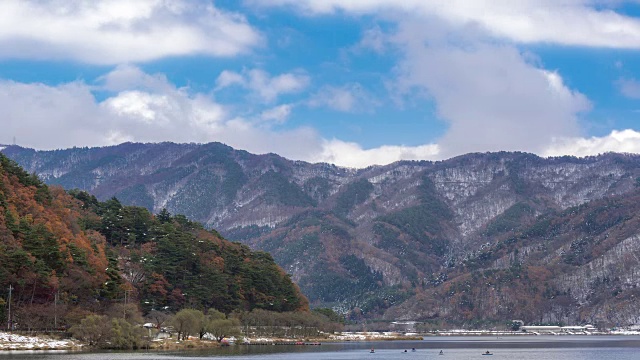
[[0, 153, 307, 335], [6, 144, 640, 327]]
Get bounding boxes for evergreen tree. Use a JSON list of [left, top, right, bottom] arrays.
[[157, 208, 171, 223]]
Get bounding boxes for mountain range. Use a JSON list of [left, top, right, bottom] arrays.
[[4, 142, 640, 327]]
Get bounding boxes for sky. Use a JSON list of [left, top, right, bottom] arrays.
[[3, 1, 640, 167]]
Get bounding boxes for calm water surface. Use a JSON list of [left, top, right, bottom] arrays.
[[2, 336, 640, 360]]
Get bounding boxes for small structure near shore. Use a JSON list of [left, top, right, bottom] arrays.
[[520, 325, 596, 334], [390, 321, 417, 332]]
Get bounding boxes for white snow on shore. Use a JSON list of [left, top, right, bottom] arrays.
[[240, 332, 414, 344], [328, 332, 410, 341], [0, 332, 80, 350], [610, 329, 640, 335]]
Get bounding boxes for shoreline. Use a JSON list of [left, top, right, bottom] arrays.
[[2, 330, 640, 351]]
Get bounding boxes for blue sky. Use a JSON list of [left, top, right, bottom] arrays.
[[3, 1, 640, 167]]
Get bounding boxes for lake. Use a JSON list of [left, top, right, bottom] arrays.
[[2, 336, 640, 360]]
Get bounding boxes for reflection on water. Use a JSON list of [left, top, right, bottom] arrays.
[[1, 336, 640, 360]]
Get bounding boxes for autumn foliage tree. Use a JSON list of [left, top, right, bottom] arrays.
[[0, 154, 108, 330], [1, 153, 308, 335], [68, 189, 308, 314]]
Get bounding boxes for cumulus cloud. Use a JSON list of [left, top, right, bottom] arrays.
[[4, 1, 640, 168], [616, 77, 640, 99], [543, 129, 640, 157], [259, 104, 293, 124], [3, 64, 634, 168], [97, 64, 175, 93], [0, 64, 441, 167], [353, 25, 388, 53], [257, 0, 603, 160], [215, 68, 310, 103], [0, 80, 108, 148], [0, 67, 322, 160], [0, 0, 261, 64], [215, 70, 246, 89], [313, 139, 440, 168], [307, 83, 379, 112], [0, 77, 228, 149], [255, 0, 640, 48], [389, 19, 591, 158]]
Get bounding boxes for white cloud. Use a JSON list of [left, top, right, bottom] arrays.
[[0, 67, 322, 160], [616, 77, 640, 99], [104, 91, 168, 124], [391, 19, 591, 158], [0, 66, 437, 167], [0, 0, 261, 64], [215, 70, 246, 89], [97, 64, 174, 93], [5, 1, 640, 168], [314, 139, 440, 168], [308, 83, 379, 112], [256, 0, 640, 48], [543, 129, 640, 157], [0, 80, 108, 149], [259, 104, 293, 124], [354, 25, 388, 53], [256, 0, 604, 160], [215, 68, 310, 103], [3, 65, 639, 168]]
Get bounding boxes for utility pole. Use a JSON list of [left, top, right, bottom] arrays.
[[7, 285, 13, 331], [54, 290, 58, 330], [123, 290, 130, 320]]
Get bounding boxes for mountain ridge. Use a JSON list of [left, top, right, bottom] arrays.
[[4, 142, 640, 326]]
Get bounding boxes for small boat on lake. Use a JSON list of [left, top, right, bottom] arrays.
[[482, 350, 493, 355]]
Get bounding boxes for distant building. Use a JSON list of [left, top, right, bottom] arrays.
[[520, 325, 561, 333], [390, 321, 417, 332], [521, 325, 596, 334]]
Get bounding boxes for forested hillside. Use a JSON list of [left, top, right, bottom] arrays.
[[386, 188, 640, 328], [0, 153, 109, 328], [0, 153, 307, 332], [6, 144, 640, 327]]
